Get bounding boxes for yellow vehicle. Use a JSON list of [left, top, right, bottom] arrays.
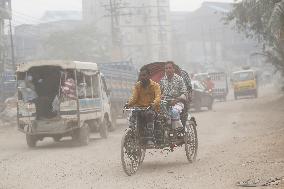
[[232, 69, 258, 100]]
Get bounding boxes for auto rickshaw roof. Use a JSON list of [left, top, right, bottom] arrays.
[[16, 60, 99, 72]]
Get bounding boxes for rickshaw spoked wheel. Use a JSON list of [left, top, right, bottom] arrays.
[[121, 128, 143, 176], [184, 120, 198, 163]]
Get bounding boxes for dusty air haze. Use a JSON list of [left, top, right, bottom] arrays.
[[0, 0, 283, 188]]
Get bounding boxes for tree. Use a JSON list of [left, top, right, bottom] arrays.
[[42, 25, 111, 63], [227, 0, 284, 74]]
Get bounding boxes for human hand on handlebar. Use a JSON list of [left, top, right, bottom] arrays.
[[124, 103, 129, 109]]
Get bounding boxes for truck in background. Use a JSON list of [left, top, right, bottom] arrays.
[[98, 61, 138, 128], [208, 72, 229, 101], [193, 72, 229, 101]]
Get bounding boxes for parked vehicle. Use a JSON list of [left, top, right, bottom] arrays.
[[193, 73, 209, 82], [16, 60, 112, 147], [98, 61, 138, 128], [208, 72, 229, 101], [232, 68, 258, 100], [191, 80, 214, 111]]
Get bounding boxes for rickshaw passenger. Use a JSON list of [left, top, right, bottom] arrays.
[[61, 71, 76, 99], [160, 61, 187, 129], [125, 67, 161, 146], [180, 69, 192, 124]]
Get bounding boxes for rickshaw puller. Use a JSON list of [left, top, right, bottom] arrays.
[[125, 67, 161, 147]]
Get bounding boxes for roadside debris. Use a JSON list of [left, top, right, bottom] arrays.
[[236, 177, 283, 187]]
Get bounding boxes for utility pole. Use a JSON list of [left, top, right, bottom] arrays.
[[156, 0, 167, 60], [9, 18, 15, 71], [0, 0, 11, 101], [142, 4, 152, 63], [104, 0, 124, 61], [201, 25, 208, 65], [0, 12, 4, 102], [108, 0, 116, 46]]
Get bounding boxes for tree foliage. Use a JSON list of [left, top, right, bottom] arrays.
[[227, 0, 284, 74], [42, 25, 111, 63]]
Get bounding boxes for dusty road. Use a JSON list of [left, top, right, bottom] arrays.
[[0, 87, 283, 189]]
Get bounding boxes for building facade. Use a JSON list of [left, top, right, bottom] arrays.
[[82, 0, 172, 67], [171, 2, 261, 73]]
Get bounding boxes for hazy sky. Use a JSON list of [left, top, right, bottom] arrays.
[[12, 0, 234, 25]]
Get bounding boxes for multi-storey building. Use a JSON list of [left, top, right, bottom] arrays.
[[82, 0, 172, 67], [171, 2, 261, 73]]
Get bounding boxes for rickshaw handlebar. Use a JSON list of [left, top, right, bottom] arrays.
[[123, 106, 151, 112], [161, 96, 176, 102]]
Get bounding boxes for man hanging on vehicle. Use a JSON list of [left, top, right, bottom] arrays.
[[160, 61, 187, 129], [125, 67, 161, 146], [180, 69, 192, 124]]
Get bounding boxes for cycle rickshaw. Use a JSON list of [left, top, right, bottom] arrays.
[[121, 62, 198, 176]]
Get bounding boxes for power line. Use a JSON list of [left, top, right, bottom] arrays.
[[0, 7, 41, 25]]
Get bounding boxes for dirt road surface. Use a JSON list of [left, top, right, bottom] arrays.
[[0, 86, 283, 189]]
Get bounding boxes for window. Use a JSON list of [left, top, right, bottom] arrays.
[[77, 72, 86, 99], [92, 74, 100, 98], [234, 72, 254, 81], [85, 75, 92, 98]]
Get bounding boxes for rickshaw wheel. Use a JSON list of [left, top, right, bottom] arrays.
[[26, 134, 37, 148], [121, 128, 142, 176], [184, 120, 198, 162]]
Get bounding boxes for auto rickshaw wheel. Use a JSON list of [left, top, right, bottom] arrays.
[[208, 98, 213, 110], [26, 134, 37, 148], [234, 93, 238, 100], [194, 98, 201, 112], [109, 114, 117, 132], [254, 91, 258, 98], [99, 118, 109, 138], [73, 123, 90, 146], [53, 135, 62, 142]]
